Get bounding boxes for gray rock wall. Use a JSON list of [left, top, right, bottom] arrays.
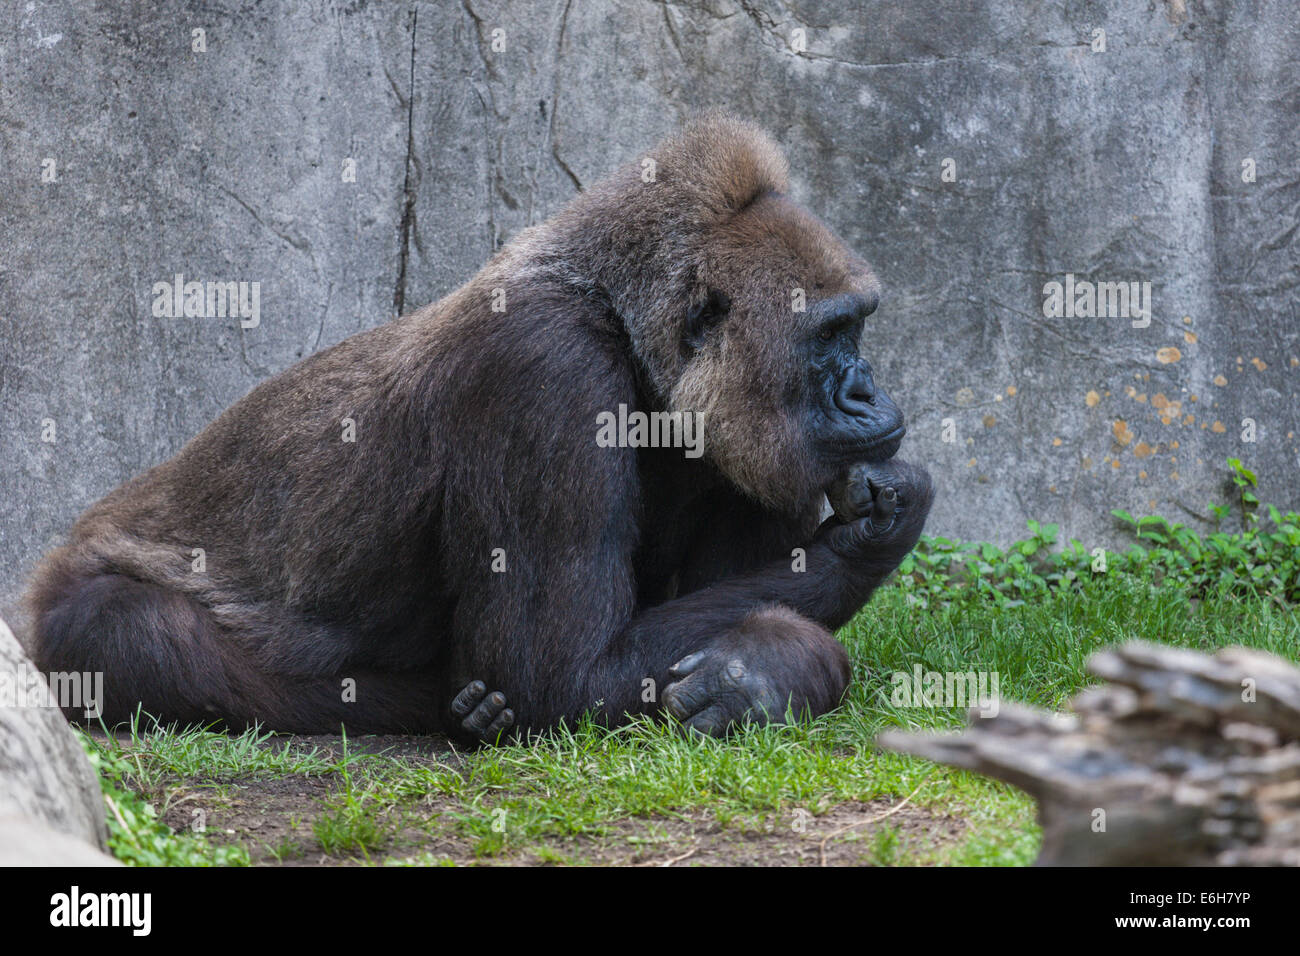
[[2, 0, 1298, 623]]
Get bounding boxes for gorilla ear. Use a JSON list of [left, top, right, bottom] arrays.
[[683, 288, 731, 353]]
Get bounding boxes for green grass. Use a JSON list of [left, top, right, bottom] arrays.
[[91, 717, 342, 791], [87, 742, 252, 866], [75, 462, 1300, 866], [82, 578, 1294, 866]]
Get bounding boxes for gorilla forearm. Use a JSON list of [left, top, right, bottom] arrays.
[[814, 458, 935, 626], [579, 579, 849, 729], [681, 460, 934, 630], [572, 461, 932, 729]]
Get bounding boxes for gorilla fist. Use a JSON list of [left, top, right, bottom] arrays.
[[821, 458, 934, 563]]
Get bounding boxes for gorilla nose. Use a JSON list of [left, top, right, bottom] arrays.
[[835, 364, 876, 415]]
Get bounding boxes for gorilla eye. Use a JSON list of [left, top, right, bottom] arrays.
[[683, 288, 731, 353], [817, 319, 852, 345]]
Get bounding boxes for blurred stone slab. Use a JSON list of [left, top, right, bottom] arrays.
[[0, 615, 112, 861], [0, 816, 118, 866], [880, 641, 1300, 865]]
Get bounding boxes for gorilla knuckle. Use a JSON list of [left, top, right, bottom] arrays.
[[723, 658, 748, 684]]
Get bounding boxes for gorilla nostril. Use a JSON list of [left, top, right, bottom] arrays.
[[835, 366, 876, 414]]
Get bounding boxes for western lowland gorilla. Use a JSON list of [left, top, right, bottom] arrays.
[[27, 114, 933, 744]]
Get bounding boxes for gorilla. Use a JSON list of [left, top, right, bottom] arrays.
[[26, 114, 933, 744]]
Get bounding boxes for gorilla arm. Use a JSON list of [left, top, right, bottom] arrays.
[[453, 446, 932, 738], [611, 457, 933, 734]]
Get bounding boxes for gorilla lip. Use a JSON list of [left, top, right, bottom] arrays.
[[866, 424, 906, 456], [840, 424, 905, 464]]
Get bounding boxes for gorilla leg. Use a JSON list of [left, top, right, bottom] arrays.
[[33, 570, 244, 726], [30, 569, 444, 733]]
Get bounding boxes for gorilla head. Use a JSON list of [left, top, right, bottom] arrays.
[[673, 190, 905, 513], [549, 115, 906, 514]]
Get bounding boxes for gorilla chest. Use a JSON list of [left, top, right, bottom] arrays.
[[631, 450, 720, 607]]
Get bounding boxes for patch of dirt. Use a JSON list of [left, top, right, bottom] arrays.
[[159, 776, 481, 867], [522, 801, 968, 866], [102, 730, 967, 866], [161, 774, 346, 865], [166, 782, 964, 866]]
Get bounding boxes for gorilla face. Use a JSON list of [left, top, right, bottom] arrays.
[[670, 191, 906, 513], [805, 290, 906, 467]]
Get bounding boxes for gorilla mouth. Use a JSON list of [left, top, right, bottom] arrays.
[[858, 425, 906, 462]]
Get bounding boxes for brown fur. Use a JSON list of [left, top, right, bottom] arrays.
[[25, 113, 919, 738]]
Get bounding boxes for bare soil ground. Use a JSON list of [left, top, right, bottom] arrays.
[[99, 731, 966, 866]]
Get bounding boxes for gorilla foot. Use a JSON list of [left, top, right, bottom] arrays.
[[450, 680, 515, 743], [662, 650, 791, 736], [661, 607, 849, 737]]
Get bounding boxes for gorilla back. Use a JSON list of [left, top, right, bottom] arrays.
[[26, 114, 933, 742]]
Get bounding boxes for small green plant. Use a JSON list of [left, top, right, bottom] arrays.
[[311, 733, 399, 857], [263, 836, 307, 862], [895, 459, 1299, 608], [313, 797, 389, 856], [1227, 457, 1260, 523], [868, 823, 902, 866]]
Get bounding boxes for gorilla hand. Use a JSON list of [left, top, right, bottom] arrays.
[[821, 458, 934, 563], [450, 680, 515, 743], [661, 617, 850, 737]]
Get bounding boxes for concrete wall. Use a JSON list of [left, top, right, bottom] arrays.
[[2, 0, 1298, 622]]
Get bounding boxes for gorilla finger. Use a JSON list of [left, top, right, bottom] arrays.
[[684, 704, 732, 738], [888, 461, 934, 500], [669, 651, 706, 678], [662, 674, 713, 719], [859, 458, 919, 491], [450, 680, 487, 717], [826, 470, 874, 521], [743, 694, 793, 726], [462, 691, 508, 733], [484, 708, 514, 740], [871, 486, 898, 529], [822, 516, 875, 555]]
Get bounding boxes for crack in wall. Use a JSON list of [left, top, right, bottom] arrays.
[[549, 0, 582, 193], [393, 6, 419, 319], [461, 0, 503, 248]]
